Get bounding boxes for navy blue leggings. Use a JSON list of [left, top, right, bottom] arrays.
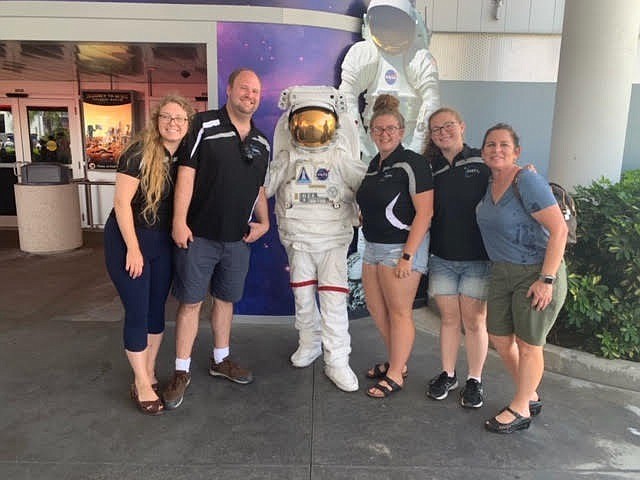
[[104, 215, 173, 352]]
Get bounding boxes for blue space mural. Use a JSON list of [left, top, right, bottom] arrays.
[[60, 0, 366, 17], [216, 22, 360, 315]]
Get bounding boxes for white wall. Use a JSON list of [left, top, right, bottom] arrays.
[[419, 0, 565, 33]]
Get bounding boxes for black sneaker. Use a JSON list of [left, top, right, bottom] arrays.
[[427, 371, 458, 400], [460, 378, 484, 408]]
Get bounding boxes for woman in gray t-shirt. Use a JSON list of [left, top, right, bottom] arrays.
[[476, 123, 568, 434]]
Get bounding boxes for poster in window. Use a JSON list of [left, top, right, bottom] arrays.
[[82, 91, 134, 170]]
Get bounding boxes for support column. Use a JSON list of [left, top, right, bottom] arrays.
[[206, 34, 218, 109], [549, 0, 640, 189]]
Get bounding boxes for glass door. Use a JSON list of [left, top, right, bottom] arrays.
[[0, 100, 22, 226], [0, 98, 84, 227], [16, 99, 83, 177], [24, 106, 72, 164]]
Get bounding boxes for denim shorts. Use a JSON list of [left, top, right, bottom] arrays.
[[362, 234, 429, 274], [172, 236, 251, 304], [428, 255, 491, 300]]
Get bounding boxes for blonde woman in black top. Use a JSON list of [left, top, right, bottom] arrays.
[[104, 95, 194, 415]]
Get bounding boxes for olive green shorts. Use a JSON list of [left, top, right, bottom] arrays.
[[486, 261, 567, 346]]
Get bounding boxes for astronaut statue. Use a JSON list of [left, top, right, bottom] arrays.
[[267, 86, 366, 392], [339, 0, 440, 280]]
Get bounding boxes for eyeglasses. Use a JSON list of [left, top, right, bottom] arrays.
[[430, 121, 458, 136], [371, 125, 401, 136], [158, 113, 188, 126]]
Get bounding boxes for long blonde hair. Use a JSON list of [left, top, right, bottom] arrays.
[[122, 94, 194, 224]]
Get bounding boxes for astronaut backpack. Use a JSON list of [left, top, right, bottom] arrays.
[[513, 172, 578, 245]]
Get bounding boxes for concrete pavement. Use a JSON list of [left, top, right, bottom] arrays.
[[1, 231, 639, 479]]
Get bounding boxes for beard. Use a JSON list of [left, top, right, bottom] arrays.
[[230, 97, 258, 116]]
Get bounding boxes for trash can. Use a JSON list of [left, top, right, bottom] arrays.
[[14, 163, 83, 254]]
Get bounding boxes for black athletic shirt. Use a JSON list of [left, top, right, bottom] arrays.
[[356, 144, 433, 244], [429, 144, 490, 260], [181, 106, 270, 242], [112, 141, 182, 231]]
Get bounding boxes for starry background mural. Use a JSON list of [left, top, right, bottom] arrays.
[[217, 21, 362, 315], [62, 0, 366, 17]]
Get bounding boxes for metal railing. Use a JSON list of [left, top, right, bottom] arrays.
[[72, 178, 115, 229]]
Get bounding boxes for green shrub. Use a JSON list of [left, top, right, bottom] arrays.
[[553, 169, 640, 361]]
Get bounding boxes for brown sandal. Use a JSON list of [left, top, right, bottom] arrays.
[[130, 384, 164, 415]]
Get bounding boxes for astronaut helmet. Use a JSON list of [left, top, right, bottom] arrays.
[[366, 0, 417, 54], [288, 104, 338, 148]]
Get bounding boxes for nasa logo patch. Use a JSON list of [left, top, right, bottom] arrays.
[[385, 69, 397, 85], [316, 168, 329, 180]]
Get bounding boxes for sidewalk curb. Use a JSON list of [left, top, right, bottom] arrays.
[[413, 306, 640, 393]]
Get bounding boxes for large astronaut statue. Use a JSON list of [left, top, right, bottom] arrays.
[[340, 0, 440, 280], [267, 86, 366, 392]]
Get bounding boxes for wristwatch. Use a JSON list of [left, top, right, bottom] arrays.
[[539, 274, 556, 285], [401, 252, 413, 261]]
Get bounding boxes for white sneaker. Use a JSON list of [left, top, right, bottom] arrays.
[[324, 365, 359, 392], [290, 345, 322, 368]]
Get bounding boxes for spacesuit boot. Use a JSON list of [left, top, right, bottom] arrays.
[[291, 336, 322, 368], [324, 364, 359, 393]]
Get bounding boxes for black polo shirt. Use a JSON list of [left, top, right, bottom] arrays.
[[181, 106, 270, 242], [356, 144, 433, 244], [429, 144, 490, 261], [113, 141, 182, 231]]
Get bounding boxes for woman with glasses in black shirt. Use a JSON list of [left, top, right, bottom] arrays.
[[356, 94, 434, 398]]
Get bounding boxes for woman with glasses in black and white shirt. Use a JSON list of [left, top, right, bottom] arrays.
[[356, 94, 434, 398], [104, 95, 193, 415]]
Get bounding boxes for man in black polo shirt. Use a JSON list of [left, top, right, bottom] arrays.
[[163, 68, 270, 410]]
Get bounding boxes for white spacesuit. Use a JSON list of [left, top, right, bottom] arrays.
[[339, 0, 441, 280], [267, 86, 366, 392]]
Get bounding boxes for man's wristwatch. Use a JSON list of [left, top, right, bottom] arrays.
[[401, 252, 413, 261], [539, 274, 556, 285]]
